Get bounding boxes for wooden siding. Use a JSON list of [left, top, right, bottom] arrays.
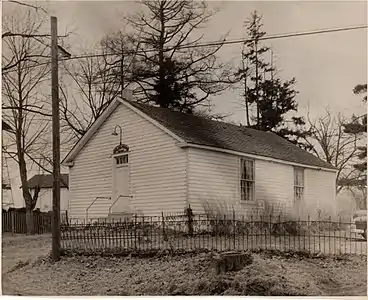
[[187, 148, 239, 213], [304, 168, 337, 218], [68, 103, 187, 219], [34, 188, 69, 212], [187, 147, 335, 219], [254, 160, 294, 214]]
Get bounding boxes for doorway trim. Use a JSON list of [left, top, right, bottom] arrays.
[[111, 151, 131, 212]]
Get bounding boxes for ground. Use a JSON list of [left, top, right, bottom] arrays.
[[1, 233, 51, 295], [2, 234, 367, 296]]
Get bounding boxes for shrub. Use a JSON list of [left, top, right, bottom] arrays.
[[202, 201, 239, 236]]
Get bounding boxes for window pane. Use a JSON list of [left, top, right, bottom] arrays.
[[294, 171, 297, 185], [241, 184, 246, 200], [248, 161, 254, 180], [240, 159, 254, 201], [294, 168, 304, 186], [241, 159, 254, 181], [116, 154, 128, 165], [300, 171, 304, 186], [247, 182, 252, 201]]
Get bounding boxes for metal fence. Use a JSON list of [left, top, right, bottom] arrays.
[[60, 213, 367, 256]]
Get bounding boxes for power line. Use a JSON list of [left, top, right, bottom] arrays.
[[61, 24, 368, 60], [175, 24, 368, 50], [3, 24, 367, 75]]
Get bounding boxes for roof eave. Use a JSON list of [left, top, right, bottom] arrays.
[[61, 97, 123, 164], [178, 142, 337, 172]]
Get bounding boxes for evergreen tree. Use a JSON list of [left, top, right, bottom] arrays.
[[237, 11, 310, 149], [343, 84, 367, 187]]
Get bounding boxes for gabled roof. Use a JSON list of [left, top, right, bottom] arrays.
[[126, 101, 335, 170], [23, 174, 69, 189], [62, 92, 336, 170]]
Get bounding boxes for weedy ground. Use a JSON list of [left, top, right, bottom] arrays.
[[2, 233, 367, 296]]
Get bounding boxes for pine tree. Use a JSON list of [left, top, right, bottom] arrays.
[[343, 84, 367, 187], [237, 11, 310, 149], [238, 11, 271, 127]]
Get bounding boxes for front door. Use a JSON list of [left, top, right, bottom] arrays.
[[112, 153, 130, 213]]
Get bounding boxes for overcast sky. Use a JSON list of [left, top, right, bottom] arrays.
[[44, 0, 368, 120], [3, 0, 367, 207]]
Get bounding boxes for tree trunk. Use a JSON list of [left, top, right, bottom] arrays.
[[157, 3, 166, 108], [255, 40, 260, 129], [26, 208, 34, 235]]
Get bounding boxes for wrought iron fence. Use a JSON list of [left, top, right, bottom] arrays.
[[60, 212, 367, 256]]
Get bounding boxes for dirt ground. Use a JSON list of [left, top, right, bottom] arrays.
[[2, 234, 367, 296], [1, 233, 51, 295]]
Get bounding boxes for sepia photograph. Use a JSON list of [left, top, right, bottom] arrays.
[[1, 0, 367, 296]]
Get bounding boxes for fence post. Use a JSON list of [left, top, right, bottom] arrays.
[[233, 209, 236, 249], [65, 210, 69, 227], [317, 209, 321, 231], [161, 211, 168, 242], [11, 210, 15, 235], [134, 214, 137, 250], [186, 205, 194, 236]]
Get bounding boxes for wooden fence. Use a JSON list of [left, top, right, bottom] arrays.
[[2, 210, 52, 234]]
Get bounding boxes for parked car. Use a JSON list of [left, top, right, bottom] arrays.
[[353, 210, 367, 240]]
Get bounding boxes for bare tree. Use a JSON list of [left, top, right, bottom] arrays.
[[105, 0, 236, 113], [2, 9, 52, 233], [2, 1, 64, 73], [305, 108, 362, 194], [59, 35, 139, 140], [346, 184, 367, 210]]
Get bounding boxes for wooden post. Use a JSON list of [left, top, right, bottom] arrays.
[[11, 210, 15, 235], [51, 16, 61, 262], [65, 209, 69, 227], [186, 205, 194, 236]]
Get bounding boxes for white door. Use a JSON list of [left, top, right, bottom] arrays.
[[112, 154, 130, 213]]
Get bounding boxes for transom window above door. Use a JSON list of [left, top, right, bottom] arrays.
[[115, 154, 128, 166]]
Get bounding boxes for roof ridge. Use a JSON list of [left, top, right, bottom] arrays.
[[125, 99, 336, 170], [126, 99, 261, 129], [128, 100, 286, 138]]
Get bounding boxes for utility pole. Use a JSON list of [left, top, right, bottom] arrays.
[[51, 16, 61, 262]]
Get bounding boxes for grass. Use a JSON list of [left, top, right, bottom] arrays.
[[3, 248, 367, 296], [2, 232, 367, 296]]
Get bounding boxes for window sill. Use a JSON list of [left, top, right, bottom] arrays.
[[240, 200, 257, 205], [116, 163, 129, 168]]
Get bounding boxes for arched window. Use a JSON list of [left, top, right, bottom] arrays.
[[113, 144, 129, 167]]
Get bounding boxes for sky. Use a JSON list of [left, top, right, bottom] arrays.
[[2, 0, 367, 207], [41, 0, 368, 120]]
